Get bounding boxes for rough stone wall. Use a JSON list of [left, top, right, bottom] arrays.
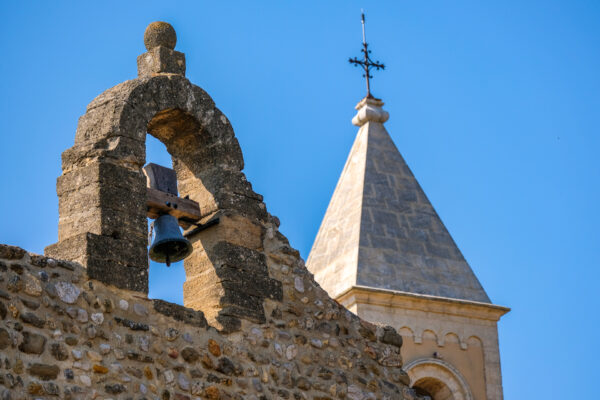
[[0, 243, 414, 399]]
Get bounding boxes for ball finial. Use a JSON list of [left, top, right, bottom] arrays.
[[144, 21, 177, 50]]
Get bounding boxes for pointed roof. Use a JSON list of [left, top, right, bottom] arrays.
[[307, 97, 490, 303]]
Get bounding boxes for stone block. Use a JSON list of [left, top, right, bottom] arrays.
[[72, 101, 125, 144], [207, 214, 264, 250], [137, 46, 186, 76], [58, 209, 103, 242], [46, 233, 148, 293], [206, 241, 268, 273], [216, 266, 282, 301], [56, 164, 100, 194], [87, 256, 148, 293], [57, 162, 145, 196], [152, 299, 207, 327], [48, 233, 146, 268]]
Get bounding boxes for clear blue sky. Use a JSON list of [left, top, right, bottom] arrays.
[[1, 1, 598, 398]]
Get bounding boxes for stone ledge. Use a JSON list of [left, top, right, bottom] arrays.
[[338, 285, 510, 321], [152, 299, 207, 328]]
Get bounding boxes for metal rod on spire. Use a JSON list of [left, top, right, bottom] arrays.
[[349, 11, 385, 98], [361, 11, 366, 44], [361, 12, 371, 96]]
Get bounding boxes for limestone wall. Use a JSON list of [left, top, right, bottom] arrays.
[[337, 287, 507, 400], [0, 243, 417, 399]]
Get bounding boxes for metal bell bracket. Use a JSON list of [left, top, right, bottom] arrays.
[[183, 216, 220, 238]]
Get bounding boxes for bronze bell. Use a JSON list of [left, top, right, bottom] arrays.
[[149, 214, 193, 266]]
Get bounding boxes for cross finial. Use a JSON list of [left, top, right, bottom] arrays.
[[348, 11, 385, 99]]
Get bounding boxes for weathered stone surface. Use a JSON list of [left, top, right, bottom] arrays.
[[379, 326, 403, 348], [88, 255, 149, 293], [105, 383, 126, 394], [20, 312, 45, 328], [28, 363, 59, 380], [144, 21, 177, 50], [55, 281, 80, 304], [47, 233, 149, 293], [153, 299, 207, 328], [0, 245, 26, 260], [207, 339, 221, 357], [138, 46, 186, 76], [119, 299, 129, 310], [7, 275, 23, 292], [133, 303, 148, 316], [0, 302, 7, 319], [9, 263, 24, 274], [20, 297, 40, 310], [93, 364, 109, 374], [0, 328, 10, 349], [44, 382, 60, 395], [64, 368, 74, 380], [215, 357, 236, 375], [100, 343, 111, 354], [181, 347, 200, 363], [27, 381, 44, 395], [90, 312, 104, 325], [51, 342, 69, 361], [80, 374, 91, 386], [114, 316, 149, 331], [23, 272, 42, 297], [19, 331, 46, 354], [65, 336, 78, 346], [178, 372, 190, 391]]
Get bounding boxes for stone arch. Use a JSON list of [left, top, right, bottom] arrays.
[[46, 55, 282, 332], [398, 326, 415, 341], [466, 335, 483, 348], [73, 75, 246, 213], [404, 358, 473, 400], [422, 329, 439, 345], [441, 332, 461, 348]]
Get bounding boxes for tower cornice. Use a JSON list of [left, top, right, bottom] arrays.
[[337, 285, 510, 322]]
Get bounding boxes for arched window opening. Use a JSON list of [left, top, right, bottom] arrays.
[[413, 377, 454, 400], [145, 134, 186, 304]]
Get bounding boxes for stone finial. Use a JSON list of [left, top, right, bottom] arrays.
[[138, 22, 185, 77], [144, 21, 177, 50], [352, 97, 389, 126]]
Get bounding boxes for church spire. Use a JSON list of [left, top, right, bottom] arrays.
[[307, 18, 508, 399], [307, 95, 491, 304]]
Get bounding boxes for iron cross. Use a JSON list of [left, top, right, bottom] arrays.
[[348, 12, 385, 98]]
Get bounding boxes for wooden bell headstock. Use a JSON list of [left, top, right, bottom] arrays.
[[143, 163, 201, 229]]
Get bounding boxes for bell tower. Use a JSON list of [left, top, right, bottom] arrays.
[[307, 96, 509, 400], [45, 22, 282, 332], [309, 14, 508, 399]]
